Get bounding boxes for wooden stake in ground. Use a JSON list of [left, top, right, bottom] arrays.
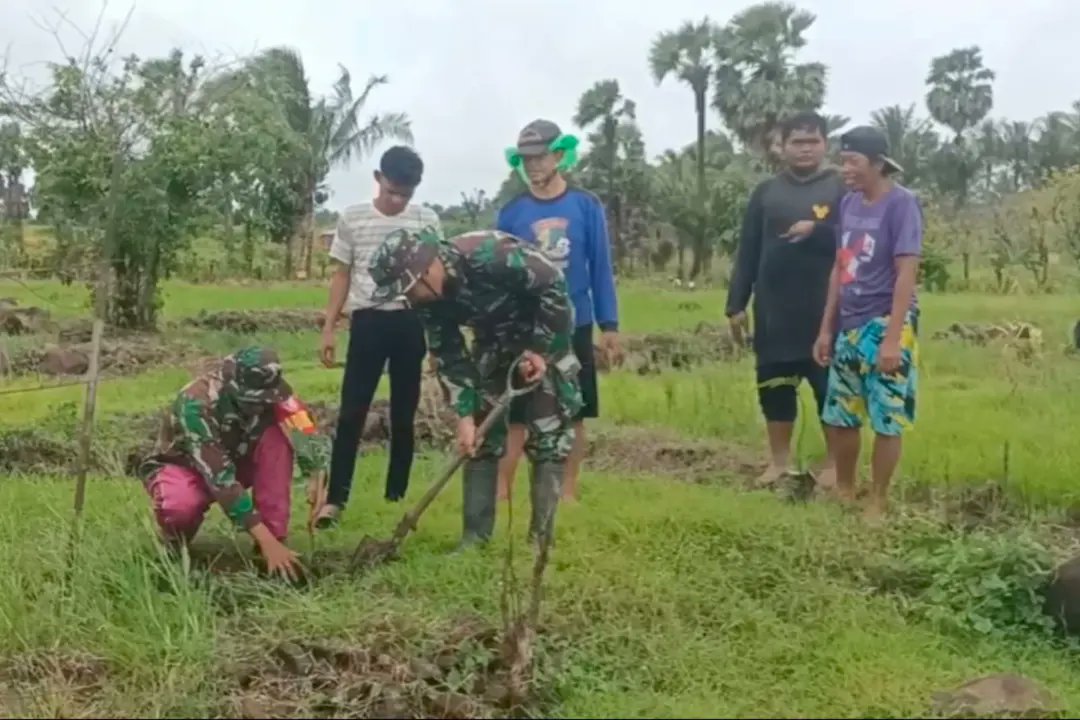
[[62, 318, 104, 595], [73, 319, 105, 517]]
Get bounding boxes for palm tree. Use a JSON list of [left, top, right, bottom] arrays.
[[1032, 111, 1075, 180], [574, 79, 636, 266], [999, 120, 1034, 191], [574, 80, 636, 204], [649, 18, 716, 267], [713, 2, 827, 163], [925, 46, 995, 204], [870, 104, 940, 189], [241, 48, 412, 277], [974, 119, 1003, 195]]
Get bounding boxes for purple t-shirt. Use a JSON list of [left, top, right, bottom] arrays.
[[835, 185, 922, 332]]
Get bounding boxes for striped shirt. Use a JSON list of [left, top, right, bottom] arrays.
[[330, 201, 443, 312]]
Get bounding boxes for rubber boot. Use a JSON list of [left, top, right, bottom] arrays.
[[456, 458, 498, 552], [528, 461, 565, 549]]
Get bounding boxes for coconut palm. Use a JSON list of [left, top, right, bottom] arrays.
[[574, 79, 636, 265], [649, 18, 716, 234], [239, 48, 412, 276], [869, 104, 939, 189], [999, 120, 1034, 191]]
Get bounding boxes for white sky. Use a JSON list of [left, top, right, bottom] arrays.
[[3, 0, 1078, 208]]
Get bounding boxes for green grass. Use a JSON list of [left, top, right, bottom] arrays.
[[3, 278, 1080, 717]]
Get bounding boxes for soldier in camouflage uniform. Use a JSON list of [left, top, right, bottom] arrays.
[[369, 227, 582, 550], [139, 347, 329, 579]]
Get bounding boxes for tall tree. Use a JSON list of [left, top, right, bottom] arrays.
[[974, 119, 1003, 195], [649, 18, 716, 276], [999, 120, 1034, 191], [925, 46, 995, 204], [713, 2, 827, 163], [237, 48, 412, 277], [0, 121, 27, 256], [1032, 109, 1079, 180], [870, 104, 939, 189], [574, 80, 636, 208], [574, 79, 636, 266]]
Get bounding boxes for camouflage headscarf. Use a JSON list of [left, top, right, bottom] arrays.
[[368, 226, 443, 302], [221, 347, 293, 409]]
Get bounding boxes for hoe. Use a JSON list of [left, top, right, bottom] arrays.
[[349, 357, 540, 571]]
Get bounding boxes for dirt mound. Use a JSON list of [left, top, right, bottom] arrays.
[[230, 621, 542, 719], [0, 299, 52, 336], [586, 426, 760, 482], [0, 413, 162, 477], [2, 337, 195, 377], [323, 374, 455, 447], [597, 322, 743, 374], [183, 310, 326, 334], [931, 673, 1062, 718], [933, 321, 1043, 347]]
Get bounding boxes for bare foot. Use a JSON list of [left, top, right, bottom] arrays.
[[835, 485, 857, 505], [755, 465, 785, 488], [815, 465, 838, 490], [862, 497, 888, 525]]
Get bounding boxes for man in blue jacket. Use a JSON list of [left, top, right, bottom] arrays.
[[495, 118, 621, 505]]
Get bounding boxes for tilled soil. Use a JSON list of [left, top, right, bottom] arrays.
[[596, 321, 745, 374], [182, 310, 327, 334], [587, 425, 761, 483]]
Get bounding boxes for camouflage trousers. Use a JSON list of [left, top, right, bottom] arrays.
[[471, 349, 583, 463]]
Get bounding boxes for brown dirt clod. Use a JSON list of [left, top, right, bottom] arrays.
[[596, 322, 743, 374], [931, 673, 1063, 719], [587, 425, 760, 483], [0, 301, 51, 336]]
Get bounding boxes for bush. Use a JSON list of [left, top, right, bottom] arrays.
[[870, 516, 1058, 640]]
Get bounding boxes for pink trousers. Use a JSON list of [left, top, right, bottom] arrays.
[[145, 424, 293, 541]]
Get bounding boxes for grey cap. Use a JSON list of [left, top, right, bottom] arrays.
[[840, 126, 904, 175], [516, 119, 562, 157]]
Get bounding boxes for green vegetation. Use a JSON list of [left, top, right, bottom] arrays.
[[3, 0, 1080, 716], [2, 279, 1080, 717]]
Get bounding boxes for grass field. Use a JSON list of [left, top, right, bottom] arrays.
[[2, 278, 1080, 718]]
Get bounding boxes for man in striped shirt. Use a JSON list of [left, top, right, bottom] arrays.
[[315, 146, 443, 527]]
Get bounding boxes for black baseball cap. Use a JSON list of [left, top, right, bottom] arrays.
[[516, 119, 562, 157], [839, 126, 904, 175]]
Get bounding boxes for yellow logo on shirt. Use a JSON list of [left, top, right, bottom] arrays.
[[812, 204, 830, 220]]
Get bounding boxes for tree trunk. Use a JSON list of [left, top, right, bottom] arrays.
[[283, 234, 294, 279], [606, 126, 619, 270], [223, 188, 235, 262], [692, 88, 707, 281], [243, 221, 255, 273]]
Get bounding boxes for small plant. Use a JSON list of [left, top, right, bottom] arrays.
[[918, 242, 951, 291], [871, 516, 1058, 641], [1050, 169, 1080, 272]]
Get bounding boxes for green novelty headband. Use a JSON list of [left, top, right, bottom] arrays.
[[504, 134, 580, 184]]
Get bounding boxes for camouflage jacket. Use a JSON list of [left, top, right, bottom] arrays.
[[139, 349, 329, 530], [419, 231, 575, 417]]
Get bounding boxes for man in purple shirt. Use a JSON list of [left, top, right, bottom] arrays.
[[813, 126, 922, 521]]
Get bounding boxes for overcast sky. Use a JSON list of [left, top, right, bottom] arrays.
[[3, 0, 1078, 209]]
